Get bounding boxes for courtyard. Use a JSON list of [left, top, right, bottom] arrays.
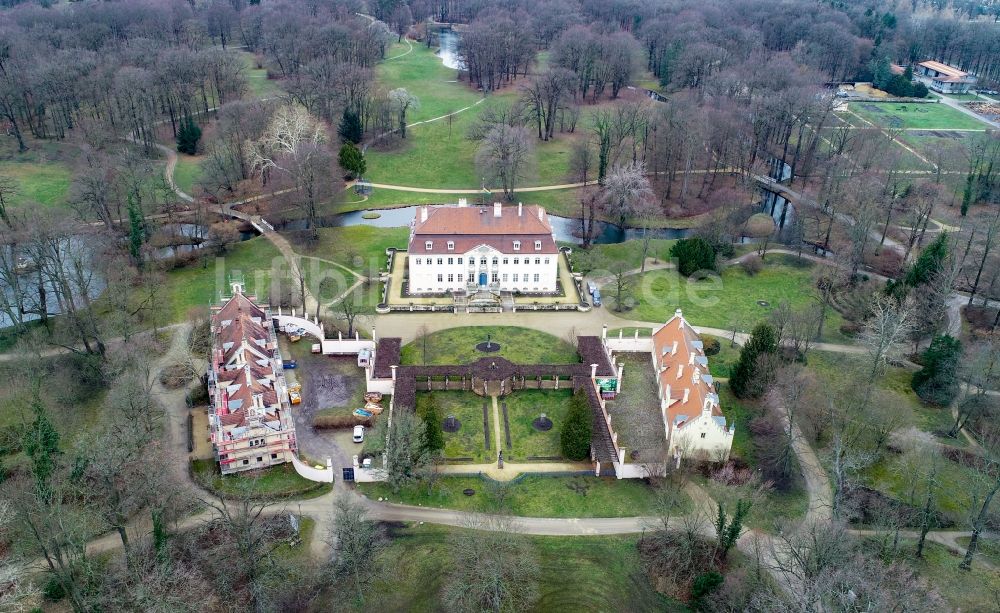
[[604, 352, 669, 467]]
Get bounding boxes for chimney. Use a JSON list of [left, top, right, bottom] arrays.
[[494, 202, 502, 217], [518, 202, 523, 216], [671, 341, 678, 355], [537, 206, 544, 221], [682, 388, 690, 404], [590, 363, 598, 378], [458, 198, 467, 207], [420, 206, 428, 223], [675, 308, 683, 319], [676, 364, 684, 380]]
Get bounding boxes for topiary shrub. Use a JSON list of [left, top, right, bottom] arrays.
[[669, 238, 717, 277]]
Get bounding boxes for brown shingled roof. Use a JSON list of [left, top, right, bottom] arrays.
[[373, 338, 401, 379]]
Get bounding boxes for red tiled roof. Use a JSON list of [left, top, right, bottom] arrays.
[[652, 311, 723, 429], [410, 205, 558, 254]]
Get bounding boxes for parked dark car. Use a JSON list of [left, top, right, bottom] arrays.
[[592, 290, 602, 307], [282, 360, 298, 369]]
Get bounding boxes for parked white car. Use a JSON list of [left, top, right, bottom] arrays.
[[352, 425, 365, 443]]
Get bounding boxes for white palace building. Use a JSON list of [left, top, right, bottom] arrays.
[[407, 202, 559, 296]]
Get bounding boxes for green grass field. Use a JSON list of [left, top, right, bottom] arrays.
[[417, 391, 490, 462], [359, 474, 681, 517], [401, 326, 580, 365], [605, 255, 850, 343], [896, 539, 1000, 612], [849, 101, 988, 130], [504, 389, 573, 460], [0, 160, 73, 209], [241, 51, 283, 99], [362, 524, 683, 612], [369, 42, 589, 190], [190, 459, 331, 499], [288, 225, 409, 275], [160, 236, 283, 321], [172, 153, 204, 196], [567, 239, 677, 274]]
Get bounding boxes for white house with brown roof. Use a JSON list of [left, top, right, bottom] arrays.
[[914, 60, 977, 94], [207, 286, 297, 475], [407, 202, 559, 295], [652, 310, 734, 464]]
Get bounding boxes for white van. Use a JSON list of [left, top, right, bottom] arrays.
[[352, 425, 365, 443]]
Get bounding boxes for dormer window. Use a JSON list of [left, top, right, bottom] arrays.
[[447, 241, 455, 250], [534, 240, 542, 250], [425, 241, 433, 250], [513, 240, 520, 251]]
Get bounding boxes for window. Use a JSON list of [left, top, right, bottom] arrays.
[[437, 274, 443, 282], [415, 258, 421, 265], [257, 456, 263, 463], [457, 274, 463, 282], [533, 274, 540, 282], [544, 258, 550, 265], [447, 274, 454, 282], [437, 258, 443, 265], [243, 459, 249, 465], [271, 453, 278, 459], [492, 257, 498, 266], [492, 272, 499, 282], [447, 241, 455, 250], [534, 240, 542, 250], [513, 258, 519, 265], [447, 257, 453, 265], [513, 240, 521, 250], [480, 257, 487, 265], [513, 273, 519, 282], [425, 241, 433, 250], [502, 273, 508, 281], [458, 257, 463, 265], [502, 258, 509, 265], [535, 258, 540, 265], [700, 433, 706, 439]]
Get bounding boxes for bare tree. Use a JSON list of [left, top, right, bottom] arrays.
[[601, 161, 654, 229], [327, 495, 385, 604], [442, 514, 539, 613], [475, 125, 534, 201]]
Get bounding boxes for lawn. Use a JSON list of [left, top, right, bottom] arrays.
[[567, 239, 677, 274], [503, 389, 573, 460], [401, 326, 580, 365], [172, 153, 204, 196], [605, 254, 850, 343], [849, 101, 988, 130], [376, 43, 481, 123], [159, 236, 284, 321], [287, 225, 409, 276], [0, 160, 73, 209], [706, 335, 740, 379], [896, 539, 1000, 612], [361, 524, 683, 612], [358, 474, 683, 517], [241, 51, 282, 99], [807, 351, 955, 438], [190, 459, 331, 499], [370, 41, 586, 190], [417, 391, 490, 462]]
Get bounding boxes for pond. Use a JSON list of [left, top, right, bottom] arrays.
[[437, 30, 464, 70], [275, 206, 693, 244]]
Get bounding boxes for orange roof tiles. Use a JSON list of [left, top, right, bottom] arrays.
[[652, 311, 723, 429]]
